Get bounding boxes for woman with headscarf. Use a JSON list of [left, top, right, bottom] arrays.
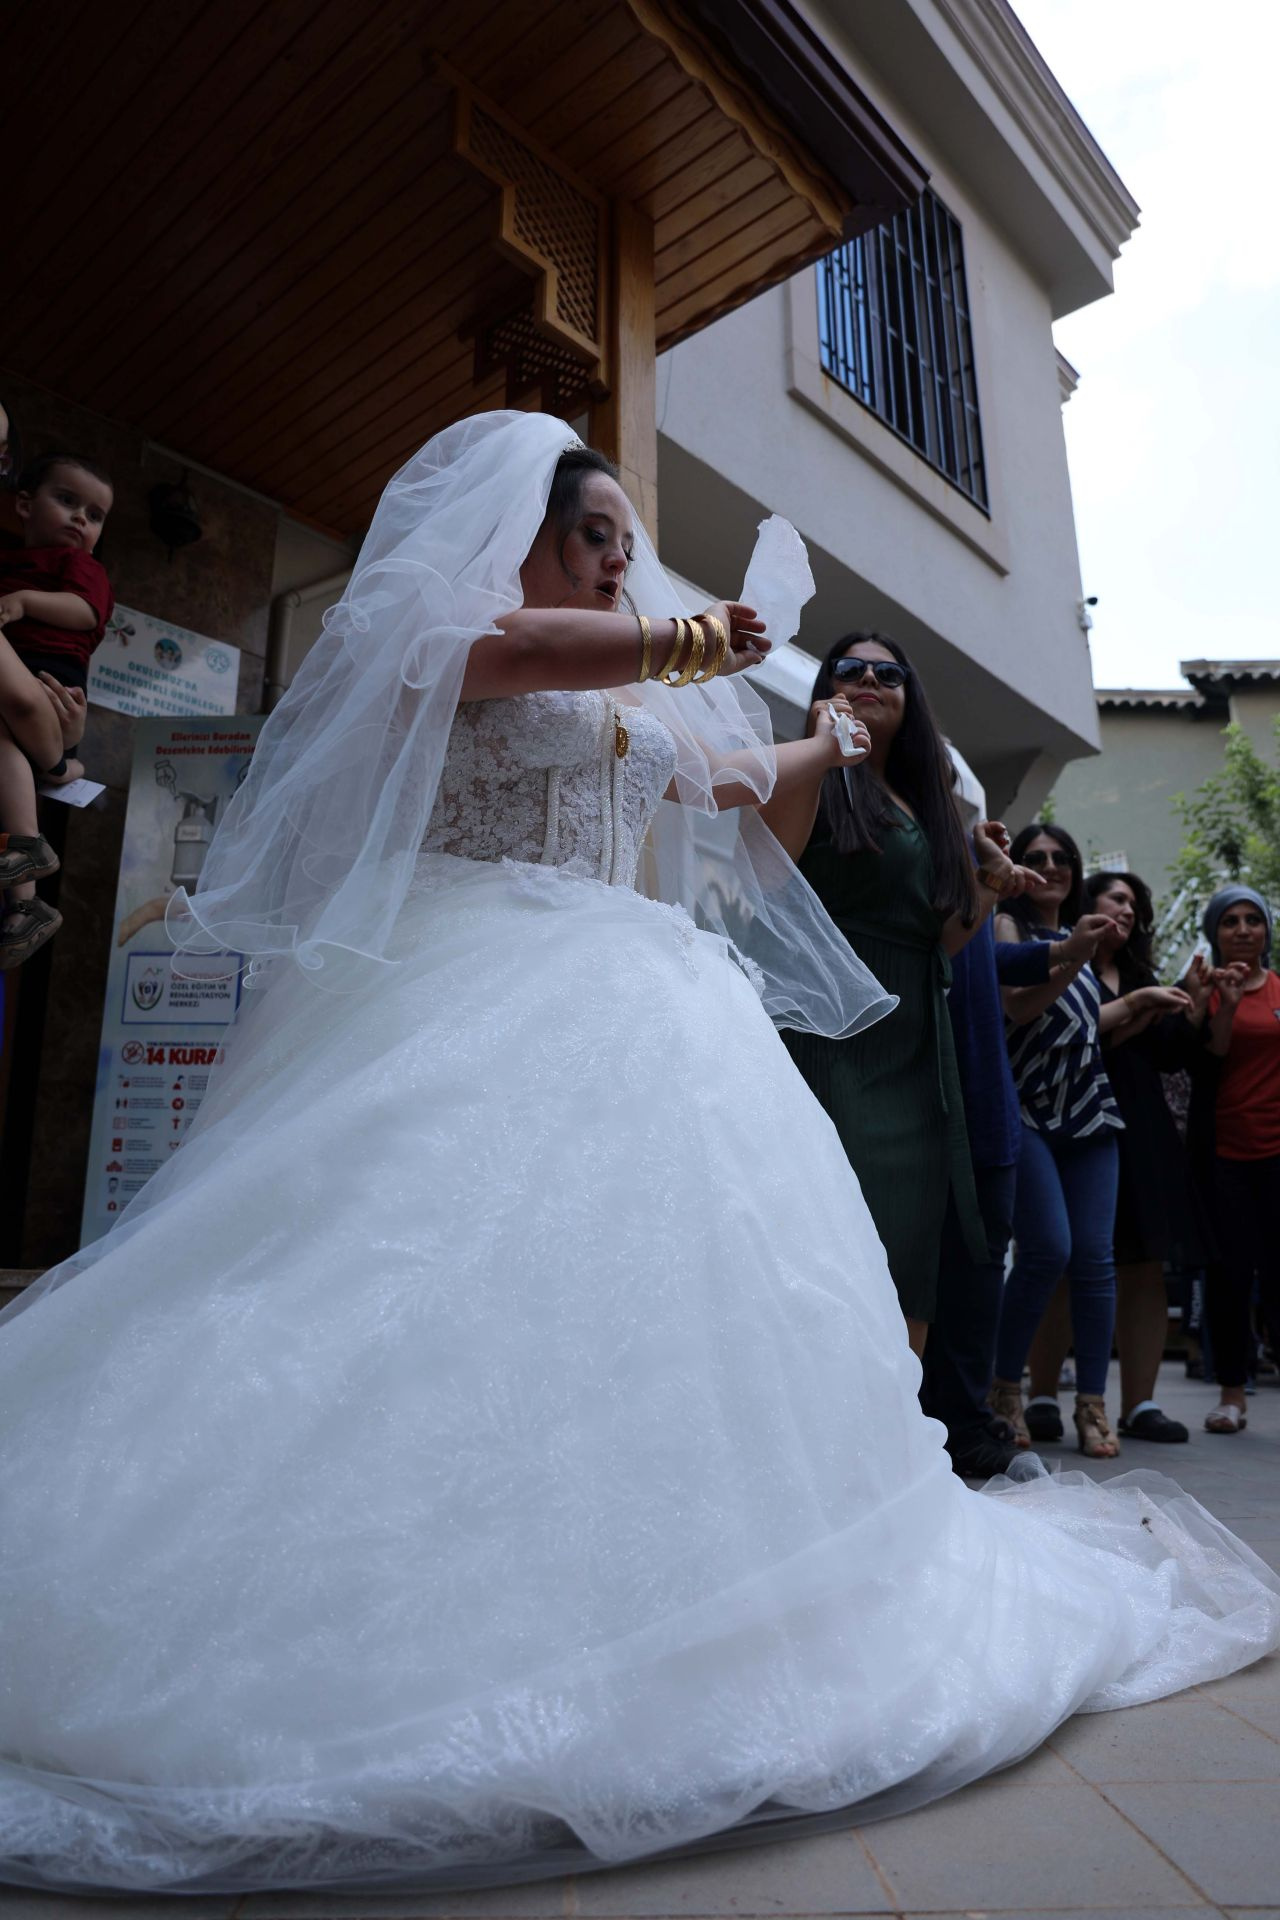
[[1197, 885, 1280, 1434], [0, 418, 1276, 1898]]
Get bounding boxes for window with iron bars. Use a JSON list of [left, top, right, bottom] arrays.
[[817, 190, 988, 512]]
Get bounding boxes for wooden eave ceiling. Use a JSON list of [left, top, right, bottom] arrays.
[[7, 0, 920, 535]]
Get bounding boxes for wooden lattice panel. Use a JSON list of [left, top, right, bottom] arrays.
[[470, 302, 603, 417], [452, 73, 606, 370]]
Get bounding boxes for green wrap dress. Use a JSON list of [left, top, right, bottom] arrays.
[[784, 806, 983, 1322]]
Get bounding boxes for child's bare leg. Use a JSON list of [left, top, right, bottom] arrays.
[[0, 635, 62, 772], [37, 673, 87, 777], [0, 724, 42, 903]]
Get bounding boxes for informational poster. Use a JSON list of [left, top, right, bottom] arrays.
[[88, 604, 241, 719], [80, 716, 264, 1247]]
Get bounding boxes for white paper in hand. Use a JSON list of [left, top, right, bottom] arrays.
[[740, 514, 815, 648]]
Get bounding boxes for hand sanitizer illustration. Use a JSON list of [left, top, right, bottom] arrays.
[[154, 761, 220, 890]]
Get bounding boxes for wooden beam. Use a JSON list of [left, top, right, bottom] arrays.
[[591, 200, 658, 545]]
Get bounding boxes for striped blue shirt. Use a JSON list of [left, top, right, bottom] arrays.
[[1005, 929, 1123, 1139]]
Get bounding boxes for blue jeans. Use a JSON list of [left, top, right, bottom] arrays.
[[996, 1125, 1119, 1398]]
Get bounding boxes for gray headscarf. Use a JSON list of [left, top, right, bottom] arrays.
[[1202, 884, 1273, 966]]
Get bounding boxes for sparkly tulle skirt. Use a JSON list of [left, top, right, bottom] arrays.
[[1, 857, 1276, 1894]]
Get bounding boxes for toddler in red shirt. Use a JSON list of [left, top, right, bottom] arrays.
[[0, 451, 115, 968]]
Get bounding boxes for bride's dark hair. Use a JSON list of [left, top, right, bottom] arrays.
[[545, 446, 620, 549], [808, 632, 976, 925]]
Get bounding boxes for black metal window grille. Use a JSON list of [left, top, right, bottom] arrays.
[[817, 191, 988, 512]]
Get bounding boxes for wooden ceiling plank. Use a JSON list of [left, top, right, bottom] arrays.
[[533, 41, 673, 166], [605, 105, 732, 207], [552, 57, 693, 183], [94, 10, 485, 409], [655, 177, 794, 280], [498, 7, 643, 135], [32, 0, 283, 366], [655, 152, 777, 249], [257, 336, 480, 502], [571, 63, 740, 191], [7, 0, 242, 278], [4, 0, 129, 118], [292, 349, 500, 523], [657, 197, 815, 301], [170, 178, 495, 464], [177, 201, 487, 461], [47, 0, 394, 392], [252, 288, 496, 485], [307, 367, 511, 529], [216, 237, 522, 485], [253, 230, 525, 479], [657, 209, 820, 339], [468, 0, 602, 99], [623, 124, 752, 222], [101, 55, 443, 417]]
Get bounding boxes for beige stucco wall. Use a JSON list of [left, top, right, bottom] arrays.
[[1052, 681, 1280, 901], [655, 12, 1102, 822], [1231, 687, 1280, 759], [1049, 708, 1233, 896]]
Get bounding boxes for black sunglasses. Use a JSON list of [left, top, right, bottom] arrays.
[[831, 658, 909, 690], [1023, 849, 1074, 871]]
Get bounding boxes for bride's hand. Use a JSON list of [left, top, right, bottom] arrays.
[[700, 602, 769, 676]]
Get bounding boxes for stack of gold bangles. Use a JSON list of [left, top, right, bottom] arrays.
[[635, 613, 728, 687]]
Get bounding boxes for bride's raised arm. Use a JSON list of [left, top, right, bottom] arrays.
[[460, 598, 765, 701]]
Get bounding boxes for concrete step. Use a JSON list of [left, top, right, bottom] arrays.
[[0, 1268, 42, 1312]]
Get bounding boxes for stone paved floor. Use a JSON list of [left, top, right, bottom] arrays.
[[4, 1364, 1278, 1920]]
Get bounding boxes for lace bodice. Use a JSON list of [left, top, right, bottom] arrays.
[[424, 690, 677, 887]]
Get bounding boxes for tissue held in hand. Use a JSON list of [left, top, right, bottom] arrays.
[[740, 515, 816, 649]]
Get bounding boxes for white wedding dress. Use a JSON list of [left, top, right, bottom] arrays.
[[1, 688, 1277, 1896]]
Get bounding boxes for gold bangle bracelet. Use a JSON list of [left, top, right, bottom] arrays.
[[636, 614, 652, 683], [691, 615, 728, 683], [656, 617, 687, 685], [672, 619, 705, 688]]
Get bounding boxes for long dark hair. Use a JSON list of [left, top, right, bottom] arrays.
[[1085, 869, 1156, 988], [0, 397, 19, 489], [809, 631, 976, 924], [1004, 822, 1085, 934]]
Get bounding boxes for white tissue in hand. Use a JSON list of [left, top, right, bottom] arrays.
[[740, 515, 815, 648]]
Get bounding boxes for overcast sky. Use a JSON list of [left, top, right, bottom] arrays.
[[1011, 0, 1280, 692]]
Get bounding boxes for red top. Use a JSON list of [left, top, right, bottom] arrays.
[[1210, 968, 1280, 1160], [0, 544, 115, 683]]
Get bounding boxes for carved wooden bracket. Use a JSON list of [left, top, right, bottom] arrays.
[[448, 66, 609, 410]]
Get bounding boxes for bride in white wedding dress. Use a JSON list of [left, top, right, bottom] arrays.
[[0, 411, 1276, 1897]]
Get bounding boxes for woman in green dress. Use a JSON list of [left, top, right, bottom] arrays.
[[764, 632, 1021, 1355]]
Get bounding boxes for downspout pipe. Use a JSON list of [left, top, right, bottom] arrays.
[[264, 571, 352, 710]]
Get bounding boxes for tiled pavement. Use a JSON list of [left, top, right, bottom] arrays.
[[4, 1365, 1278, 1920]]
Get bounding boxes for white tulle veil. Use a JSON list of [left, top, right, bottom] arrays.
[[167, 408, 889, 1037]]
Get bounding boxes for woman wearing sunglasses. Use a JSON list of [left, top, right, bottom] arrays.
[[991, 826, 1190, 1456], [769, 631, 1023, 1356]]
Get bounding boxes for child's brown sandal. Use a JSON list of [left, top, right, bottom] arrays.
[[0, 897, 63, 970], [0, 832, 60, 886]]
